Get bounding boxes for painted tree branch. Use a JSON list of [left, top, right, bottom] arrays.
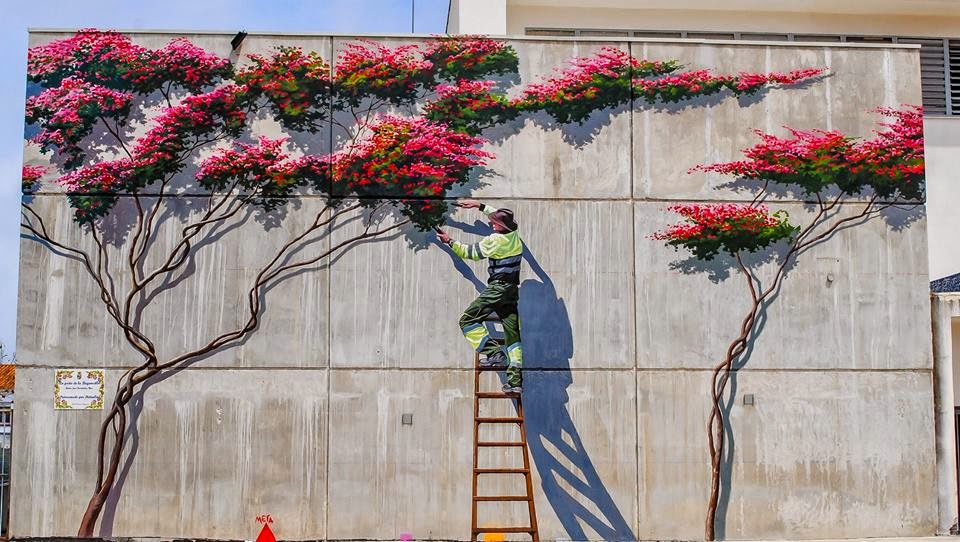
[[24, 197, 408, 534], [654, 106, 924, 540]]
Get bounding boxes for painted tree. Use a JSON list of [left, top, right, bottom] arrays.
[[653, 105, 925, 540], [21, 29, 822, 535]]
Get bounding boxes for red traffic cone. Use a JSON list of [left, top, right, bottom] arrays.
[[256, 523, 276, 542]]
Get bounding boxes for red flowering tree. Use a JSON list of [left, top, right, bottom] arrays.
[[653, 106, 924, 540], [21, 29, 823, 536]]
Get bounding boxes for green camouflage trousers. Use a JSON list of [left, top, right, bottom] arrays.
[[459, 281, 522, 387]]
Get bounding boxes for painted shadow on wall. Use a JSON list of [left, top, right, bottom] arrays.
[[520, 245, 636, 542]]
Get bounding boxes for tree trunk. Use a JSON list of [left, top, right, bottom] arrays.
[[67, 215, 409, 535], [78, 491, 107, 536], [704, 254, 760, 540]]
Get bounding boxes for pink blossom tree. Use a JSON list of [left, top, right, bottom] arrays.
[[21, 29, 823, 535], [653, 106, 925, 540]]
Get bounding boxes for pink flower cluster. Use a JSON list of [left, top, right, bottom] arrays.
[[58, 158, 137, 222], [338, 40, 433, 75], [26, 30, 234, 175], [27, 29, 230, 93], [435, 79, 497, 98], [133, 85, 247, 174], [652, 203, 783, 241], [633, 67, 825, 102], [425, 35, 505, 67], [652, 203, 796, 259], [130, 38, 232, 92], [514, 47, 682, 123], [513, 48, 822, 122], [850, 105, 924, 181], [635, 69, 721, 95], [27, 31, 518, 225], [423, 35, 518, 79], [27, 29, 147, 86], [194, 115, 492, 228], [26, 77, 134, 167], [239, 47, 330, 95], [58, 158, 136, 192], [335, 41, 435, 104], [697, 128, 852, 177], [42, 84, 248, 218], [423, 79, 516, 134], [696, 106, 924, 199], [727, 68, 825, 91], [520, 47, 660, 103], [330, 115, 491, 193], [196, 137, 308, 190], [331, 115, 491, 227], [26, 77, 133, 127], [22, 165, 48, 191], [235, 47, 331, 130]]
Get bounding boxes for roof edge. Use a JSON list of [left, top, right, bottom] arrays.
[[25, 27, 921, 49]]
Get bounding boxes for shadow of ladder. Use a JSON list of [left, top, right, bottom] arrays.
[[471, 347, 540, 542]]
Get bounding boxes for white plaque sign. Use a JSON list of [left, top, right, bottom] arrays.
[[55, 369, 105, 410]]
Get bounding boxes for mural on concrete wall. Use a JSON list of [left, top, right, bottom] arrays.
[[652, 106, 925, 540], [21, 29, 841, 538]]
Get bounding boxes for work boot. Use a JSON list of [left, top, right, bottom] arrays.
[[480, 350, 507, 368], [501, 383, 522, 395]]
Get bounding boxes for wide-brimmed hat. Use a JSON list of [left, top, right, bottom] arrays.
[[489, 208, 518, 231]]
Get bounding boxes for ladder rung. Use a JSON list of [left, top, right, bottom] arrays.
[[477, 441, 525, 447], [474, 468, 529, 474], [474, 527, 537, 533], [476, 392, 518, 399], [475, 495, 531, 501], [476, 417, 524, 423]]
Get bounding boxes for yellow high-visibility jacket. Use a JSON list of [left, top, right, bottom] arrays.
[[451, 205, 522, 284]]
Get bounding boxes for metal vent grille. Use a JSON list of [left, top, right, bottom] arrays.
[[900, 38, 948, 115], [950, 39, 960, 115]]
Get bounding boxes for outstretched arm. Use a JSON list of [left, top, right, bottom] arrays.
[[436, 228, 486, 261], [457, 198, 497, 216]]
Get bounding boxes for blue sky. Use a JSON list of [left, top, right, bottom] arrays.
[[0, 0, 448, 352]]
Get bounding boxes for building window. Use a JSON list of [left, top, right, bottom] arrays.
[[844, 36, 895, 43], [524, 28, 960, 116], [740, 33, 790, 41], [793, 34, 843, 42], [631, 31, 683, 38], [685, 31, 736, 40], [578, 29, 630, 37], [526, 28, 576, 37]]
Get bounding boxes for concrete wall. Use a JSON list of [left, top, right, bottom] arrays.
[[14, 32, 936, 541]]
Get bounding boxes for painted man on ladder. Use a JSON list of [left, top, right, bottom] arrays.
[[437, 199, 524, 394]]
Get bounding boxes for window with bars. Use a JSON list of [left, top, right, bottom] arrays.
[[524, 27, 960, 115]]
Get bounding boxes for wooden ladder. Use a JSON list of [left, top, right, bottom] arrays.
[[471, 351, 540, 541]]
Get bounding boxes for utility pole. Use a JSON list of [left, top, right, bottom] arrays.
[[411, 0, 415, 33]]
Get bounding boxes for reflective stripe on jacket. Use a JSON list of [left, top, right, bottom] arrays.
[[451, 209, 522, 284]]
